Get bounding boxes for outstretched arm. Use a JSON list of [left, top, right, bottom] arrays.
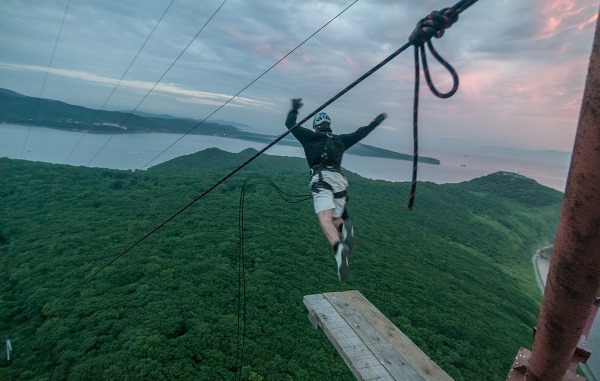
[[285, 98, 314, 142], [285, 98, 304, 129], [342, 113, 387, 148]]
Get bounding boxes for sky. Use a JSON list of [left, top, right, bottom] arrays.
[[0, 0, 598, 155]]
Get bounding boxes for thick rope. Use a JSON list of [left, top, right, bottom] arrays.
[[406, 1, 478, 210]]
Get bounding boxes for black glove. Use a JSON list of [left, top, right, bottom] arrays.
[[371, 113, 387, 126], [291, 98, 303, 111]]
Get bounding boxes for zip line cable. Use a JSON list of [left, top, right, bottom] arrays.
[[20, 0, 72, 159], [58, 0, 478, 301], [85, 0, 229, 167], [65, 0, 176, 163], [139, 0, 359, 170]]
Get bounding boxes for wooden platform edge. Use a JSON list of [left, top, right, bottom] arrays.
[[335, 290, 453, 381], [304, 293, 397, 380], [304, 290, 454, 381]]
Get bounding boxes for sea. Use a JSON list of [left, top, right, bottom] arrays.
[[0, 123, 571, 191]]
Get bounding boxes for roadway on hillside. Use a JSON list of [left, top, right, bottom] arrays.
[[534, 248, 599, 380]]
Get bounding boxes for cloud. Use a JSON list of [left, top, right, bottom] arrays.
[[535, 0, 599, 40], [0, 0, 597, 152], [0, 61, 271, 109]]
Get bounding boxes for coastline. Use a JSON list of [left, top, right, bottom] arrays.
[[0, 123, 569, 191]]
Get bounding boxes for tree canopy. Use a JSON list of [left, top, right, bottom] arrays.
[[0, 149, 562, 380]]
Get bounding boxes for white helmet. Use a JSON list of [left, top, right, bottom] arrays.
[[313, 112, 331, 128]]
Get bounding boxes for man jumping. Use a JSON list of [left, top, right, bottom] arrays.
[[285, 98, 386, 281]]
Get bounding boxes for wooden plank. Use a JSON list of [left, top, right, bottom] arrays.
[[340, 290, 454, 381], [304, 293, 394, 380], [304, 291, 454, 381], [324, 292, 425, 381]]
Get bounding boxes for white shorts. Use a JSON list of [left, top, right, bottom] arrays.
[[310, 170, 348, 218]]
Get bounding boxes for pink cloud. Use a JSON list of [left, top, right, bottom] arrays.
[[272, 49, 313, 73], [577, 12, 599, 30], [342, 54, 361, 75], [534, 0, 598, 40], [457, 57, 586, 121], [253, 42, 272, 54], [454, 62, 504, 100], [219, 24, 277, 57]]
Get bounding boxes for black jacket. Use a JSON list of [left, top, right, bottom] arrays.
[[285, 109, 379, 170]]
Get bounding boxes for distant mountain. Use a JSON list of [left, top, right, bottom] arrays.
[[480, 145, 571, 163], [455, 171, 564, 206], [0, 88, 27, 97], [127, 110, 182, 120], [0, 87, 439, 164], [0, 87, 162, 133], [0, 88, 236, 135]]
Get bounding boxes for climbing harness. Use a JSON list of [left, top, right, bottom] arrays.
[[310, 161, 348, 199], [311, 176, 348, 200], [319, 132, 344, 167], [321, 132, 334, 163]]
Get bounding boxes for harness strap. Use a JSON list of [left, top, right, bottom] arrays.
[[310, 167, 347, 199], [311, 181, 347, 199], [310, 163, 341, 175], [321, 132, 334, 163]]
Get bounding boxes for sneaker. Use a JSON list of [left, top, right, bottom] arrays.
[[335, 243, 350, 282], [341, 219, 354, 252]]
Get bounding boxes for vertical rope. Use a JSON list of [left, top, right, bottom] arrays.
[[406, 0, 476, 209], [408, 47, 421, 211], [236, 182, 247, 380], [234, 176, 310, 379]]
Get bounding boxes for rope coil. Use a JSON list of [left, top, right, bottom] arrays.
[[409, 7, 460, 46], [406, 1, 478, 210]]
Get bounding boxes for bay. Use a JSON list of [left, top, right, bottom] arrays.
[[1, 123, 569, 191]]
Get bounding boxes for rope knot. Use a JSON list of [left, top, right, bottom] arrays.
[[408, 7, 459, 46]]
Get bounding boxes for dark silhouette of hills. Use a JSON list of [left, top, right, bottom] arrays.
[[0, 87, 440, 164]]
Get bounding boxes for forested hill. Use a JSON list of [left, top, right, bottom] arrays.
[[0, 87, 439, 164], [0, 150, 563, 380]]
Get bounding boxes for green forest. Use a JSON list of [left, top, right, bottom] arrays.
[[0, 149, 563, 380]]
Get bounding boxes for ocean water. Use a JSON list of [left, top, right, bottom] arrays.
[[0, 124, 570, 192]]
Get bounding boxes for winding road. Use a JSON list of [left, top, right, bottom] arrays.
[[534, 247, 599, 380]]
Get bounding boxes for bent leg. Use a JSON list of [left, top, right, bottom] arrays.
[[333, 217, 343, 232], [317, 209, 341, 246]]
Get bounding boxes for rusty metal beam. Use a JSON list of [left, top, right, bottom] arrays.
[[525, 7, 600, 381]]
